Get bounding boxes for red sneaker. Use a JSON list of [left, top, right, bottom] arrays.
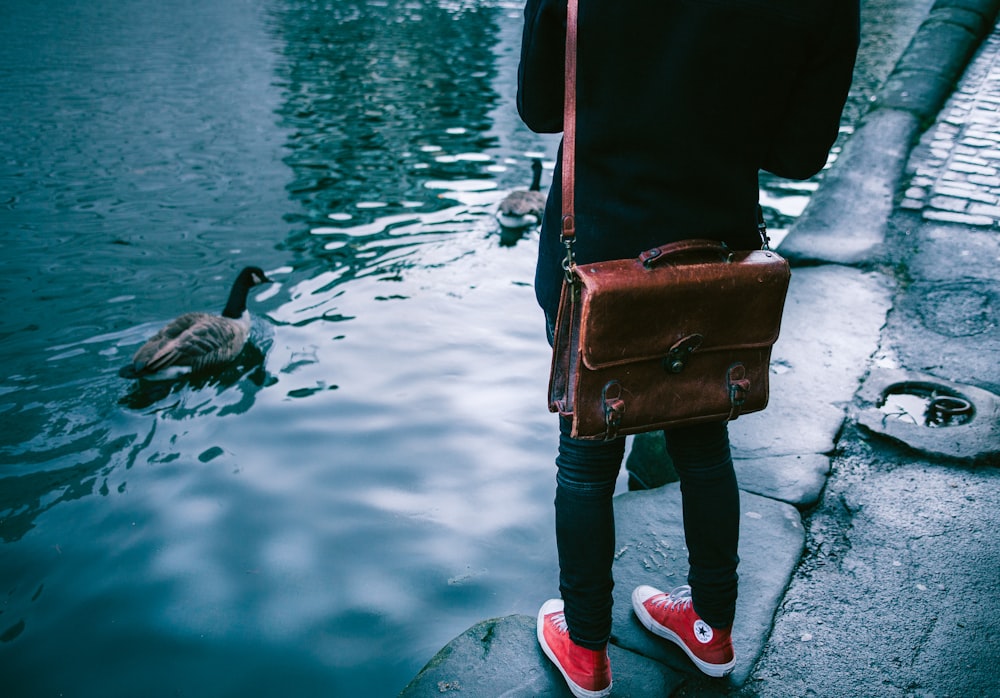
[[536, 599, 613, 698], [631, 585, 735, 677]]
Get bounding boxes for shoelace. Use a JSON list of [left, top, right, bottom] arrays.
[[649, 584, 694, 611], [549, 611, 570, 633]]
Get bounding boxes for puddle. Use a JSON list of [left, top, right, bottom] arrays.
[[859, 369, 999, 462], [879, 383, 974, 427]]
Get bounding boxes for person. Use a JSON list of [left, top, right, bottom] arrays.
[[517, 1, 860, 695]]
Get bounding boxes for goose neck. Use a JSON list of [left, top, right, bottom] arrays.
[[222, 279, 253, 319]]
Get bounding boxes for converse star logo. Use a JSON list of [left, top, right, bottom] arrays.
[[693, 620, 714, 644]]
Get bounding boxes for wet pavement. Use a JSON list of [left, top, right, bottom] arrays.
[[401, 1, 1000, 696]]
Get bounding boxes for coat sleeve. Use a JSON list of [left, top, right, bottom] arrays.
[[517, 0, 567, 134], [760, 2, 861, 180]]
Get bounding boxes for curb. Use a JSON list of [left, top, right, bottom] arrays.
[[779, 0, 1000, 266]]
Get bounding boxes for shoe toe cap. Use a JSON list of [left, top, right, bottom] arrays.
[[631, 585, 661, 606], [539, 598, 564, 616]]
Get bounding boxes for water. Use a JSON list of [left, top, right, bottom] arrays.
[[0, 0, 904, 695], [0, 1, 564, 695], [879, 385, 975, 427]]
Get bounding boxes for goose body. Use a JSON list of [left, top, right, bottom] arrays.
[[119, 266, 271, 381], [497, 158, 547, 230]]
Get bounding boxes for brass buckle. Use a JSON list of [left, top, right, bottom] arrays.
[[663, 334, 703, 373]]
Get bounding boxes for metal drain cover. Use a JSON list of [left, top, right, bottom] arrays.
[[879, 383, 974, 427], [856, 369, 999, 462]]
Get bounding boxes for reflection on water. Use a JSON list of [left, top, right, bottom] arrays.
[[272, 0, 509, 273], [0, 0, 851, 695]]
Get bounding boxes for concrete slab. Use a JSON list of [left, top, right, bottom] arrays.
[[903, 223, 1000, 283], [729, 266, 893, 457], [610, 485, 805, 686], [734, 454, 831, 509], [400, 613, 683, 697], [749, 452, 1000, 698]]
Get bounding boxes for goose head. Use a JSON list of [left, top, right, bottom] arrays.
[[222, 266, 272, 319]]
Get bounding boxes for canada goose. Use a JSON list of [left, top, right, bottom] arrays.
[[496, 158, 547, 229], [119, 266, 271, 381]]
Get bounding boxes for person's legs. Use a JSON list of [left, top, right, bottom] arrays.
[[537, 417, 622, 698], [554, 416, 625, 647], [631, 420, 739, 678], [663, 420, 740, 627]]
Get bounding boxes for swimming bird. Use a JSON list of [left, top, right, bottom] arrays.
[[119, 266, 271, 381], [496, 158, 547, 230]]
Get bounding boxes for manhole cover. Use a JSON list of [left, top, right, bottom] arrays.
[[916, 283, 996, 337]]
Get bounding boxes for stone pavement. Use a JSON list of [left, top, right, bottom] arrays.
[[902, 27, 1000, 226], [401, 2, 1000, 695]]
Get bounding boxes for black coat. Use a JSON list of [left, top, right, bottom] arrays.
[[517, 0, 860, 323]]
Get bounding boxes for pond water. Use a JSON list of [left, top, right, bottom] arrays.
[[0, 1, 886, 696]]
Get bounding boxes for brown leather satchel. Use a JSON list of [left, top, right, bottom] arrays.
[[548, 0, 791, 440]]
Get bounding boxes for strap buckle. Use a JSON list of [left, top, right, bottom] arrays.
[[602, 380, 625, 440], [727, 363, 751, 420], [561, 214, 577, 283]]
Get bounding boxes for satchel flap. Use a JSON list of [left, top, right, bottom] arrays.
[[575, 248, 790, 370]]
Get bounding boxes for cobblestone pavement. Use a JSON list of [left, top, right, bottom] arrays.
[[902, 23, 1000, 226]]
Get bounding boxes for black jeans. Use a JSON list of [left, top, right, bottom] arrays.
[[555, 417, 740, 651]]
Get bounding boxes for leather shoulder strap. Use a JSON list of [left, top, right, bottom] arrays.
[[561, 0, 578, 242]]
